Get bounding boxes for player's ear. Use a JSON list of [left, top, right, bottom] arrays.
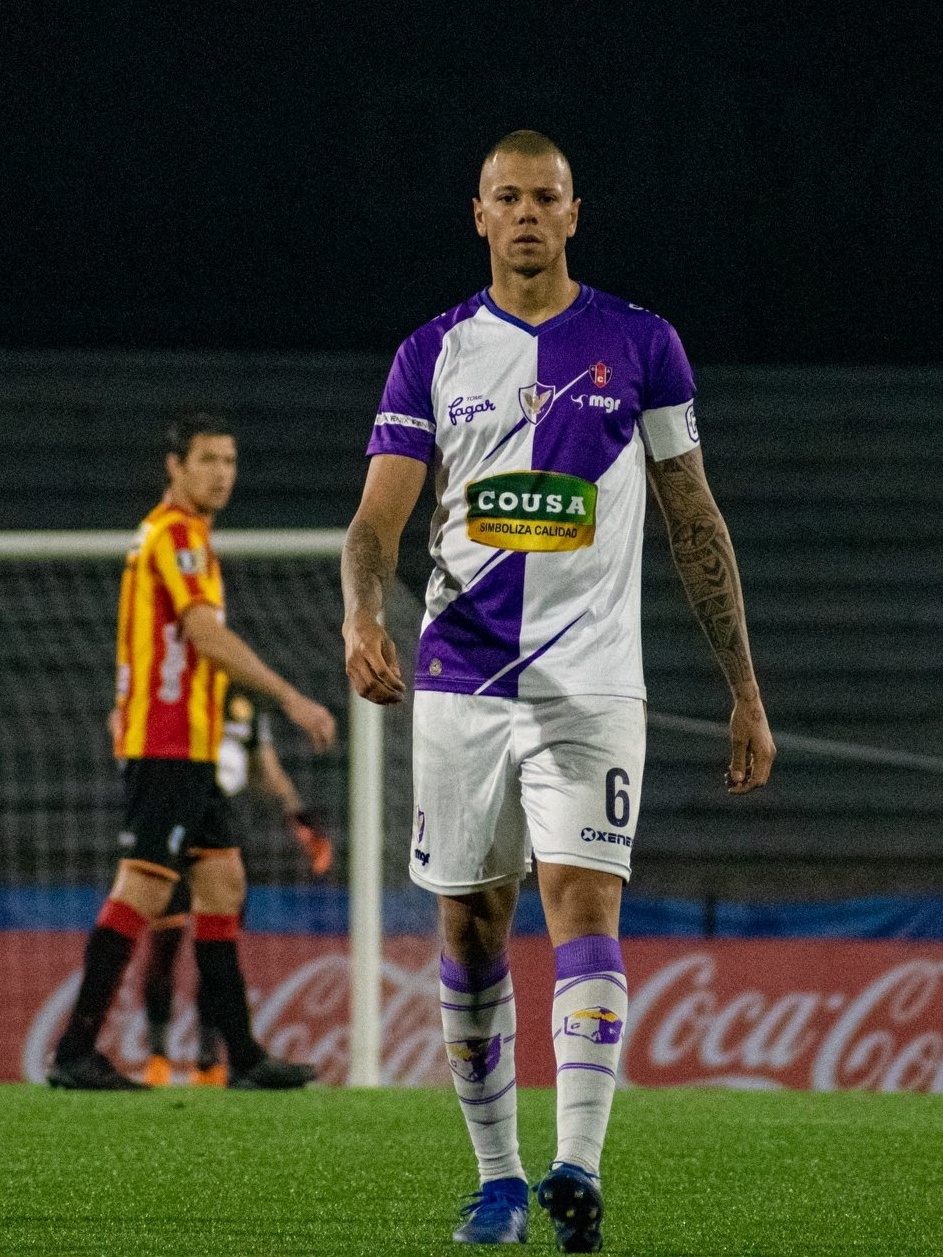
[[472, 197, 488, 238], [568, 197, 581, 238], [166, 452, 181, 482]]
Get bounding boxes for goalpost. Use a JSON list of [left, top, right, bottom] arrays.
[[0, 529, 393, 1087]]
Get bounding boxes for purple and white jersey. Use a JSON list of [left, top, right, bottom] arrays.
[[367, 284, 699, 699]]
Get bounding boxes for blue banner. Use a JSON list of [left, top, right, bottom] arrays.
[[1, 885, 941, 940]]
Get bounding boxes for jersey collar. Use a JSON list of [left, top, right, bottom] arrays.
[[480, 283, 592, 336]]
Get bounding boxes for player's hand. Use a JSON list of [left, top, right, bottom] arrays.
[[726, 686, 776, 794], [106, 706, 123, 754], [343, 614, 406, 705], [289, 809, 333, 876], [281, 691, 336, 753]]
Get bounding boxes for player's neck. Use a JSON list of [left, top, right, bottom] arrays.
[[163, 486, 214, 525], [487, 266, 580, 327]]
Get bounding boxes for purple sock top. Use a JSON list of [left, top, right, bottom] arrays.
[[440, 950, 511, 993], [554, 934, 623, 980]]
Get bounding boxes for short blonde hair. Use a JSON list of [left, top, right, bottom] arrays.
[[482, 129, 568, 165]]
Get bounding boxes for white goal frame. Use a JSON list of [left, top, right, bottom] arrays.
[[0, 529, 385, 1087]]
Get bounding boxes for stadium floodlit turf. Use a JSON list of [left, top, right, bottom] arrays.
[[0, 1085, 940, 1255]]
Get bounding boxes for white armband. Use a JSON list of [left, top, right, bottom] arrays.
[[638, 400, 700, 462]]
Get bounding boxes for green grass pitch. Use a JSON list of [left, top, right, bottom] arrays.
[[0, 1085, 940, 1255]]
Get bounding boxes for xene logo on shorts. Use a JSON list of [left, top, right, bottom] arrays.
[[580, 827, 633, 848]]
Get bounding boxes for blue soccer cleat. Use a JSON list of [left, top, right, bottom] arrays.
[[536, 1162, 604, 1253], [453, 1176, 529, 1244]]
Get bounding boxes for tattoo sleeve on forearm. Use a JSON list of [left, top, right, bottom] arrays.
[[650, 455, 756, 691], [341, 518, 396, 617]]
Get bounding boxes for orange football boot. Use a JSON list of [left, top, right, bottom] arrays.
[[190, 1063, 227, 1087], [143, 1055, 172, 1086]]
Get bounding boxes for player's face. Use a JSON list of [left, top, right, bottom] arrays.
[[167, 434, 237, 517], [474, 151, 580, 278]]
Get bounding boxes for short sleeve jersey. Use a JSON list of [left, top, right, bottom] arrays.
[[367, 284, 699, 700], [115, 501, 227, 761]]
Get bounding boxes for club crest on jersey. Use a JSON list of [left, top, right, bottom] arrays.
[[590, 361, 612, 388], [174, 546, 208, 576], [564, 1006, 623, 1045], [518, 382, 555, 426], [446, 1035, 502, 1083]]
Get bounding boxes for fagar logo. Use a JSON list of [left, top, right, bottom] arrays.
[[448, 395, 497, 426]]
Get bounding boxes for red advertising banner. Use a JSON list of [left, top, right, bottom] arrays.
[[2, 933, 942, 1091]]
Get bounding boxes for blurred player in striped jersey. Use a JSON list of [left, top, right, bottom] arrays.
[[140, 685, 333, 1087], [50, 414, 335, 1090], [342, 131, 775, 1250]]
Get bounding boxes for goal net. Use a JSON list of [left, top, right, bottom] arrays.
[[0, 530, 437, 1085]]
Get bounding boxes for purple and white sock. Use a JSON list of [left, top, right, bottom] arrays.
[[552, 934, 628, 1176], [440, 951, 525, 1185]]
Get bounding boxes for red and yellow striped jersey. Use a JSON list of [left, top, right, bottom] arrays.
[[114, 501, 227, 761]]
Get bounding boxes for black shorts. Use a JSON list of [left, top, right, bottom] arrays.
[[119, 759, 236, 876]]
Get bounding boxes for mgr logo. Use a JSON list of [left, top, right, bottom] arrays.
[[466, 470, 597, 553]]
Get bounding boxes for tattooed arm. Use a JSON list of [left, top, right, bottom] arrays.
[[342, 454, 427, 705], [647, 446, 776, 792]]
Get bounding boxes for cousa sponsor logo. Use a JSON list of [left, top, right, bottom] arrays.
[[466, 470, 597, 553]]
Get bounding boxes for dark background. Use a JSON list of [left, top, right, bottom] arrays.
[[3, 2, 940, 363], [2, 4, 942, 903]]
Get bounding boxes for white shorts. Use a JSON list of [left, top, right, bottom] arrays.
[[409, 691, 646, 896]]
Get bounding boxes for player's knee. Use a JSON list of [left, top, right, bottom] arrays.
[[538, 863, 623, 944], [439, 887, 516, 964]]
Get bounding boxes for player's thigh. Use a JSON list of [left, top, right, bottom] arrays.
[[188, 784, 244, 914], [154, 875, 191, 926], [119, 759, 221, 877], [110, 860, 176, 919], [521, 695, 645, 881], [189, 849, 246, 915], [410, 691, 527, 894]]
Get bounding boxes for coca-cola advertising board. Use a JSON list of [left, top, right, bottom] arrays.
[[3, 933, 942, 1092]]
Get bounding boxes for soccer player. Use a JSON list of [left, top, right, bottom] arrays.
[[140, 685, 333, 1087], [49, 414, 336, 1090], [341, 131, 775, 1251]]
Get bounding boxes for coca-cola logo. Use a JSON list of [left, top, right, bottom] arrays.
[[18, 945, 943, 1093], [621, 954, 943, 1093], [22, 952, 451, 1087]]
